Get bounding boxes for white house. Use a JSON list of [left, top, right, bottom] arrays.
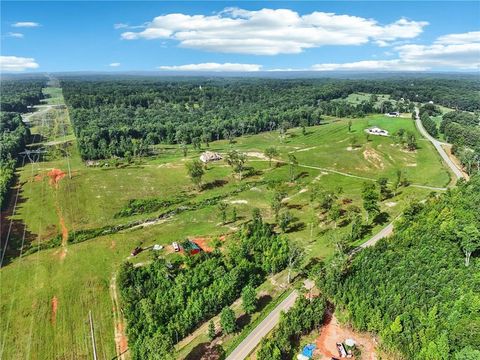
[[200, 151, 222, 163], [366, 126, 389, 136], [385, 112, 400, 117]]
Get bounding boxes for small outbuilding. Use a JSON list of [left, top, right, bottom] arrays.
[[200, 151, 222, 163]]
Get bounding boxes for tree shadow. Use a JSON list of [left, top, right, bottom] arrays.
[[286, 203, 304, 210], [202, 179, 228, 190], [373, 211, 390, 225], [236, 313, 251, 331], [185, 343, 226, 360], [294, 171, 309, 180], [287, 221, 306, 233], [257, 294, 272, 311]]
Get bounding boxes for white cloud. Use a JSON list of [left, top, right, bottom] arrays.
[[0, 56, 39, 72], [435, 31, 480, 45], [120, 8, 428, 55], [109, 62, 121, 67], [12, 21, 40, 28], [312, 60, 426, 72], [157, 62, 262, 72], [6, 32, 24, 38], [311, 30, 480, 71]]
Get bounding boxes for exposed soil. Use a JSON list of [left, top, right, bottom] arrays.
[[363, 148, 385, 169], [316, 310, 377, 360], [47, 168, 66, 188], [191, 235, 226, 253], [246, 152, 268, 160], [51, 296, 58, 324], [111, 274, 128, 359]]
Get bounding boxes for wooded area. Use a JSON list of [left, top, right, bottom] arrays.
[[60, 77, 480, 160], [118, 211, 293, 359], [0, 78, 45, 208], [316, 175, 480, 360]]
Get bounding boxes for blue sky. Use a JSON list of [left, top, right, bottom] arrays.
[[1, 1, 479, 72]]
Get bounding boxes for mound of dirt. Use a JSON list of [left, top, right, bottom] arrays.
[[48, 169, 66, 187]]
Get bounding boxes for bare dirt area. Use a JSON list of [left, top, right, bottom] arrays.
[[111, 274, 129, 359], [316, 311, 377, 360], [47, 168, 66, 188], [363, 148, 385, 169], [51, 296, 58, 324], [191, 235, 226, 253]]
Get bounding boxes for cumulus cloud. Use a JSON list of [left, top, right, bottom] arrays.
[[311, 30, 480, 71], [157, 62, 262, 72], [12, 21, 40, 28], [109, 62, 121, 67], [0, 56, 39, 72], [120, 8, 428, 55], [6, 32, 24, 38]]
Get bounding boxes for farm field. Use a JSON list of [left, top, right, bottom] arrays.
[[0, 87, 452, 359]]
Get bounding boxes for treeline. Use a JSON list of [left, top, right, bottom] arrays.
[[0, 78, 45, 208], [118, 211, 292, 359], [418, 103, 441, 138], [317, 176, 480, 359], [0, 113, 31, 208], [257, 296, 326, 360], [0, 79, 45, 113], [441, 111, 480, 175], [60, 77, 480, 160]]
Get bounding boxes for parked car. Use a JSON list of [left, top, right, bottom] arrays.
[[131, 247, 143, 256], [172, 242, 180, 252]]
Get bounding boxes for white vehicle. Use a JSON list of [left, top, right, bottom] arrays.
[[153, 244, 163, 251], [172, 242, 180, 252]]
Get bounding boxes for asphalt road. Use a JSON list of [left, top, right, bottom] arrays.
[[225, 290, 299, 360], [414, 108, 464, 180], [226, 222, 393, 360]]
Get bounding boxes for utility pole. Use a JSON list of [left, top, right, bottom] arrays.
[[89, 310, 98, 360]]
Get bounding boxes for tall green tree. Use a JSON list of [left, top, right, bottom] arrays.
[[288, 153, 298, 182], [264, 147, 279, 167], [241, 285, 257, 314], [226, 149, 247, 180], [220, 307, 236, 334], [361, 182, 380, 223], [185, 160, 205, 190]]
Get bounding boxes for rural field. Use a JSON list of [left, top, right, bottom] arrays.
[[0, 83, 452, 359]]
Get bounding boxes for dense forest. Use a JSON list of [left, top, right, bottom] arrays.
[[60, 77, 480, 160], [316, 175, 480, 359], [118, 210, 293, 359], [0, 78, 45, 208]]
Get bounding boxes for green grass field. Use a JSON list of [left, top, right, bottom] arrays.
[[0, 88, 452, 359]]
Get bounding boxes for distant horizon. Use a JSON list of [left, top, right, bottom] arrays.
[[1, 1, 479, 73]]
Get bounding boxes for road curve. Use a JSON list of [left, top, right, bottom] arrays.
[[414, 108, 464, 180], [225, 290, 298, 360]]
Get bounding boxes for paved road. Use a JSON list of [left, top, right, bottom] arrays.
[[414, 108, 464, 180], [225, 290, 299, 360], [226, 222, 393, 360]]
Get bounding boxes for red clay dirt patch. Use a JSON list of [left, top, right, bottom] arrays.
[[34, 173, 44, 182], [51, 296, 58, 324], [191, 235, 226, 253], [47, 168, 66, 187], [316, 310, 377, 360]]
